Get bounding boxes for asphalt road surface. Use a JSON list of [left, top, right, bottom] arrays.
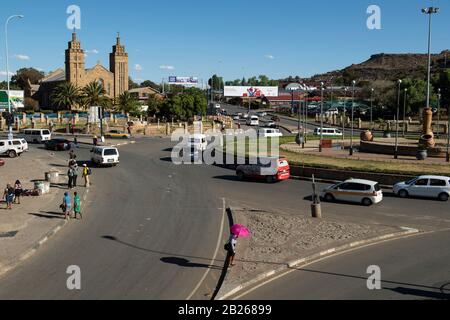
[[0, 137, 449, 299], [237, 230, 450, 300]]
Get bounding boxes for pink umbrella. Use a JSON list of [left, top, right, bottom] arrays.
[[230, 224, 251, 238]]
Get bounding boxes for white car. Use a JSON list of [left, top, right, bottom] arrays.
[[91, 146, 120, 166], [258, 128, 283, 138], [23, 129, 51, 143], [393, 175, 450, 201], [321, 179, 383, 206], [0, 139, 27, 158], [246, 116, 259, 126]]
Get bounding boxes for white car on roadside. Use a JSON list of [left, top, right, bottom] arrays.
[[321, 179, 383, 206], [0, 139, 27, 158], [91, 146, 120, 166], [258, 128, 283, 138], [393, 175, 450, 202]]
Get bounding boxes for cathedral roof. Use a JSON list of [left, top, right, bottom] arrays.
[[41, 68, 66, 83]]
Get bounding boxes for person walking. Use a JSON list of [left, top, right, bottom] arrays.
[[14, 180, 23, 204], [62, 192, 72, 220], [225, 234, 238, 267], [72, 162, 79, 188], [69, 149, 77, 161], [67, 166, 74, 189], [3, 184, 15, 210], [73, 192, 82, 220], [82, 164, 91, 187]]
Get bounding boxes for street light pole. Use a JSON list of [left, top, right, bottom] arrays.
[[319, 82, 324, 153], [349, 81, 356, 156], [395, 79, 402, 159], [437, 88, 441, 138], [403, 88, 408, 137], [370, 88, 374, 131], [447, 103, 450, 162], [5, 14, 24, 140], [342, 87, 347, 150], [422, 7, 439, 112]]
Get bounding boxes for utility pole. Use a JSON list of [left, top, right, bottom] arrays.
[[394, 79, 402, 159], [319, 82, 324, 153], [403, 88, 407, 137], [349, 81, 356, 156]]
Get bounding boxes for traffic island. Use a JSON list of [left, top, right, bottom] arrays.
[[215, 207, 419, 300]]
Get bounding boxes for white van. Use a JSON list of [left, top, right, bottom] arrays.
[[91, 146, 120, 166], [23, 129, 52, 143], [246, 116, 259, 126], [314, 128, 343, 136], [258, 128, 283, 138], [0, 139, 27, 158], [188, 134, 208, 152]]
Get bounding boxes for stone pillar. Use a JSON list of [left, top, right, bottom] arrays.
[[113, 114, 117, 124], [22, 113, 27, 126], [444, 123, 449, 135], [346, 117, 351, 126], [139, 115, 143, 122], [358, 118, 362, 129], [184, 122, 188, 134], [0, 116, 4, 130], [157, 119, 160, 128], [405, 122, 409, 133], [45, 116, 49, 126], [165, 123, 171, 135], [74, 113, 79, 124], [126, 113, 130, 122], [15, 117, 20, 131], [31, 119, 36, 129], [40, 113, 45, 123]]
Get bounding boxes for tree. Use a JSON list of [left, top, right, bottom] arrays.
[[434, 69, 450, 108], [147, 94, 162, 117], [208, 74, 224, 91], [82, 81, 106, 107], [402, 78, 437, 115], [51, 82, 81, 111], [11, 68, 45, 89], [140, 80, 161, 92], [118, 91, 141, 116], [129, 77, 140, 89], [24, 97, 39, 111], [159, 87, 206, 121]]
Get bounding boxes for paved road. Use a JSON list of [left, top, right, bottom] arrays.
[[0, 138, 228, 300], [237, 230, 450, 300], [0, 137, 449, 299]]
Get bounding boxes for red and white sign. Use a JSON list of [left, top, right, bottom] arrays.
[[224, 86, 279, 98]]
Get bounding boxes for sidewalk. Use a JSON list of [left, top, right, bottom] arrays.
[[216, 206, 419, 299], [0, 147, 89, 278]]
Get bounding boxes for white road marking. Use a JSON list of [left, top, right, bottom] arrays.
[[186, 198, 226, 300]]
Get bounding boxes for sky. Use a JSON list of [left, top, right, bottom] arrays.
[[0, 0, 449, 85]]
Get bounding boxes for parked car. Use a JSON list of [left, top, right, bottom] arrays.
[[264, 121, 278, 128], [258, 128, 283, 138], [45, 138, 71, 151], [246, 115, 259, 126], [0, 139, 27, 158], [105, 130, 131, 139], [23, 129, 52, 143], [236, 157, 290, 183], [321, 179, 383, 206], [91, 146, 120, 166], [257, 112, 267, 117], [393, 175, 450, 201], [0, 159, 5, 167], [233, 115, 240, 121], [314, 128, 343, 136]]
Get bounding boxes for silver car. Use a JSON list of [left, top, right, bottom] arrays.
[[393, 175, 450, 201]]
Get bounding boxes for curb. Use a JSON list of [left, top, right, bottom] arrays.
[[215, 209, 420, 300], [0, 188, 91, 280]]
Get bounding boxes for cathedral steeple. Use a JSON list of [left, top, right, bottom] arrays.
[[110, 33, 129, 97], [65, 32, 85, 86]]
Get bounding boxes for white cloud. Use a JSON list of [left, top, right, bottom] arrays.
[[160, 65, 175, 70], [133, 78, 144, 83], [0, 71, 14, 77], [264, 54, 275, 60], [134, 64, 143, 71], [14, 54, 30, 61], [84, 53, 89, 58], [86, 49, 99, 54]]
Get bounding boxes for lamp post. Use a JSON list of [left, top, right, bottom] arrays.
[[319, 82, 324, 152], [446, 103, 450, 162], [5, 14, 24, 140], [394, 79, 402, 159], [349, 80, 356, 156], [437, 88, 441, 138], [370, 88, 374, 131], [422, 7, 439, 112], [342, 87, 347, 150], [403, 88, 408, 137]]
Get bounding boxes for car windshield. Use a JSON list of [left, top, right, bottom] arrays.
[[405, 178, 417, 185], [43, 130, 50, 135], [104, 149, 118, 156]]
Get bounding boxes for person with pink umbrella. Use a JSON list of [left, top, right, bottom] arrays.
[[225, 224, 251, 267]]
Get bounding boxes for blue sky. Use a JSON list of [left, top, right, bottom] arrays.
[[0, 0, 449, 84]]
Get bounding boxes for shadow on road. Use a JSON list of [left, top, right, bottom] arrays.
[[29, 211, 64, 219], [388, 287, 450, 300], [160, 257, 222, 270]]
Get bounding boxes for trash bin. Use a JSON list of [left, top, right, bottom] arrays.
[[34, 181, 51, 195], [45, 171, 60, 184]]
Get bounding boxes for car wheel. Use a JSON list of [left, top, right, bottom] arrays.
[[398, 190, 409, 198], [266, 175, 276, 183], [8, 150, 17, 158], [438, 193, 449, 202], [324, 193, 335, 202], [237, 171, 245, 180], [362, 198, 373, 206]]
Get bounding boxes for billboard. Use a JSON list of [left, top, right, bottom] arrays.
[[168, 76, 199, 85], [224, 86, 279, 98], [0, 90, 25, 110]]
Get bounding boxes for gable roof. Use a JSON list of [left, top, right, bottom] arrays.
[[41, 68, 66, 83]]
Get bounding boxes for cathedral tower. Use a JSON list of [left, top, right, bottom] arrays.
[[109, 33, 129, 97], [65, 32, 85, 87]]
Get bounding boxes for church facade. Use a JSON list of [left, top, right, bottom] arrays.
[[35, 32, 129, 108]]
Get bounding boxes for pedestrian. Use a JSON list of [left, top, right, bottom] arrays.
[[69, 149, 77, 161], [72, 162, 79, 188], [73, 191, 82, 220], [3, 184, 15, 210], [93, 135, 98, 146], [62, 192, 72, 220], [67, 166, 74, 189], [82, 164, 91, 187], [14, 180, 23, 204], [225, 234, 238, 267]]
